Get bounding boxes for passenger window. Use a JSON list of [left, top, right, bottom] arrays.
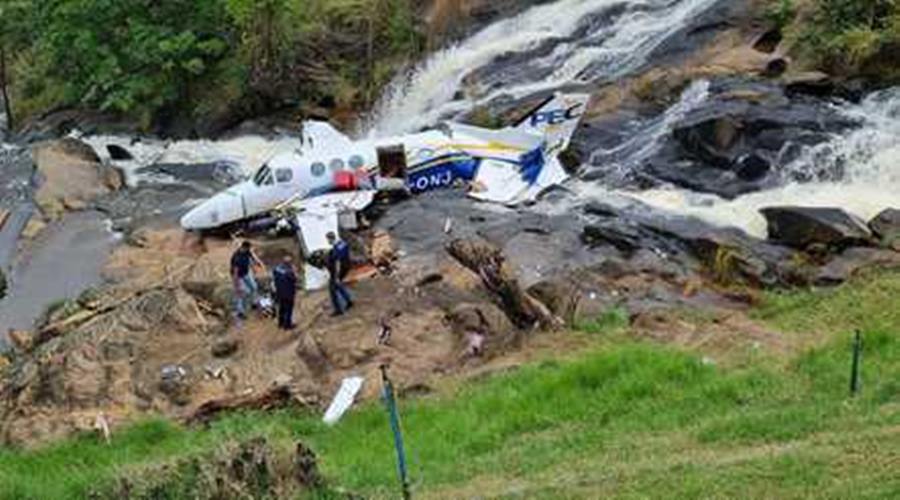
[[275, 168, 293, 183], [253, 164, 274, 186], [329, 158, 345, 172], [311, 162, 326, 177], [348, 155, 365, 170]]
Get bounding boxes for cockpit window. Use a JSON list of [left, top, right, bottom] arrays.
[[311, 162, 326, 177], [348, 155, 365, 170], [275, 168, 293, 183], [329, 158, 345, 172], [253, 164, 274, 186]]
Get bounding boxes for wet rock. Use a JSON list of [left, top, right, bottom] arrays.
[[815, 248, 900, 285], [762, 58, 788, 78], [783, 71, 837, 98], [105, 144, 133, 161], [761, 206, 873, 250], [581, 222, 645, 253], [868, 208, 900, 249], [212, 339, 240, 358], [752, 28, 782, 54], [734, 153, 770, 181], [17, 109, 139, 143], [625, 79, 858, 198]]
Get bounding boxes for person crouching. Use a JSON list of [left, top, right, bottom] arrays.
[[272, 255, 298, 330]]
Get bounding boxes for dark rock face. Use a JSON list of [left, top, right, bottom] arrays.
[[814, 247, 900, 285], [653, 82, 855, 198], [106, 144, 133, 161], [761, 206, 873, 250], [579, 79, 860, 198], [869, 208, 900, 248]]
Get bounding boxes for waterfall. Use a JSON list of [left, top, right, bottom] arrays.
[[368, 0, 722, 136], [623, 88, 900, 237]]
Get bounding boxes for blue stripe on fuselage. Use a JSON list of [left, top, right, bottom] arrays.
[[407, 156, 479, 194]]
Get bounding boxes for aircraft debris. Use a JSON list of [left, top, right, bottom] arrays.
[[323, 376, 364, 425]]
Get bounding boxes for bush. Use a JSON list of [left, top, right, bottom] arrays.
[[790, 0, 900, 79]]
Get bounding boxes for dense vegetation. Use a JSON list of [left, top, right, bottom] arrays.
[[0, 0, 423, 133], [774, 0, 900, 82], [1, 269, 897, 498]]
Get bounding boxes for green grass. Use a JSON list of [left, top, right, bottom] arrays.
[[752, 268, 900, 337], [1, 271, 898, 498]]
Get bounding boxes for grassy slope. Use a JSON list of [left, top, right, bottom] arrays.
[[0, 270, 898, 499]]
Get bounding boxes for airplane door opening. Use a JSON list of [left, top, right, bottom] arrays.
[[377, 145, 407, 179]]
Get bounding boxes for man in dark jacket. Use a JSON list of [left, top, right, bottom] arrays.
[[272, 255, 298, 329], [231, 241, 265, 319], [326, 231, 353, 316]]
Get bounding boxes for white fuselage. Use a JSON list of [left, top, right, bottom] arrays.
[[179, 128, 531, 230]]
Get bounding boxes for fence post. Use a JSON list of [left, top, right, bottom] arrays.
[[380, 364, 411, 500], [850, 330, 862, 397]]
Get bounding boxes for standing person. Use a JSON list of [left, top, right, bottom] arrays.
[[272, 255, 298, 330], [231, 241, 264, 319], [326, 231, 353, 316]]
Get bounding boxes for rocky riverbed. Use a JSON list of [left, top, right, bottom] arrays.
[[1, 0, 898, 448]]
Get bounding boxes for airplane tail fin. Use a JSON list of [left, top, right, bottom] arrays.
[[512, 92, 591, 154]]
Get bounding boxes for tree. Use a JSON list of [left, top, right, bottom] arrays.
[[32, 0, 230, 120], [0, 0, 33, 130]]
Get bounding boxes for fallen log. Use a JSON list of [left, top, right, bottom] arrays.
[[186, 385, 296, 426], [446, 238, 562, 330]]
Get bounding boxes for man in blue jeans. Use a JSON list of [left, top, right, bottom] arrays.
[[326, 231, 353, 316], [231, 241, 265, 319]]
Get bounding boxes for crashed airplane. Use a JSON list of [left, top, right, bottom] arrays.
[[180, 93, 591, 286]]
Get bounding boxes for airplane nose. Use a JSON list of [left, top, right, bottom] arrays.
[[180, 205, 207, 230]]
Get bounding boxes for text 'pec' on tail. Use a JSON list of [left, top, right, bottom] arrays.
[[513, 92, 592, 154]]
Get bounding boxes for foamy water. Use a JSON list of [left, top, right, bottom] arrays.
[[369, 0, 720, 136], [78, 134, 299, 187], [618, 88, 900, 237]]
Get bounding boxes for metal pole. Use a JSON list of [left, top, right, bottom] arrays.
[[850, 330, 862, 396], [381, 364, 411, 500]]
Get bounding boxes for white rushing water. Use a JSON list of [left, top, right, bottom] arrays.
[[618, 88, 900, 237], [77, 134, 300, 187], [369, 0, 720, 136]]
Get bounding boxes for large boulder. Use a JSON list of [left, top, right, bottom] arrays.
[[760, 206, 873, 250], [581, 79, 859, 199], [31, 138, 112, 219], [869, 208, 900, 250]]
